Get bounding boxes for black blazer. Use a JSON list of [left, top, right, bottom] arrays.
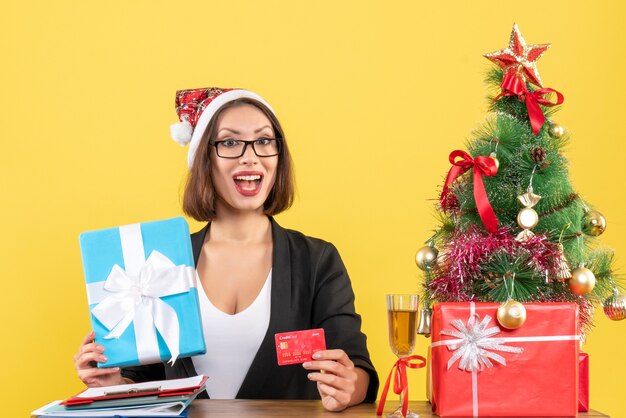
[[122, 218, 379, 401]]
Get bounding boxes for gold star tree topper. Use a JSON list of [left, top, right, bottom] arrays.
[[484, 23, 551, 87]]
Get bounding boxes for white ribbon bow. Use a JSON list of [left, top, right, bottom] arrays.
[[440, 314, 524, 372], [91, 250, 195, 364]]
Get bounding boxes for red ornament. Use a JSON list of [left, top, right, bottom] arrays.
[[497, 72, 564, 135], [440, 150, 499, 233], [484, 23, 550, 87]]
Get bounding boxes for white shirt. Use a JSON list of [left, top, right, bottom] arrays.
[[192, 270, 272, 399]]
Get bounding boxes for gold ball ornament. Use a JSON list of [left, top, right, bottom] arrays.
[[548, 123, 564, 139], [415, 245, 438, 270], [603, 294, 626, 321], [489, 152, 500, 170], [497, 300, 527, 329], [517, 208, 539, 229], [583, 210, 607, 236], [568, 267, 596, 295]]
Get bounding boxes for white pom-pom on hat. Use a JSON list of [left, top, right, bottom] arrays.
[[170, 119, 193, 146]]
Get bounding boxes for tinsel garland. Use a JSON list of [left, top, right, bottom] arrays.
[[426, 225, 594, 330]]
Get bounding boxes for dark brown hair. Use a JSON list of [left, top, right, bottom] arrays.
[[182, 98, 295, 221]]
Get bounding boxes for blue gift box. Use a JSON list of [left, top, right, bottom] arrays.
[[79, 217, 206, 367]]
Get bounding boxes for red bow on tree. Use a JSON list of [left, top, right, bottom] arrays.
[[440, 150, 499, 233], [377, 355, 426, 418], [497, 71, 564, 135]]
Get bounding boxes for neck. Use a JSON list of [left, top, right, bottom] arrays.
[[209, 209, 272, 244]]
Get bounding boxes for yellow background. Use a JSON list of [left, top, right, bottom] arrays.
[[2, 1, 625, 416]]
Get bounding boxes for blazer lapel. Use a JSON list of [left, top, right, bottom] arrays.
[[191, 223, 209, 266], [236, 217, 292, 398], [175, 223, 210, 380]]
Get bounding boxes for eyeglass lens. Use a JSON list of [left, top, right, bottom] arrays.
[[216, 139, 280, 158]]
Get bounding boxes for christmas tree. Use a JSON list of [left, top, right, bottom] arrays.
[[418, 23, 625, 333]]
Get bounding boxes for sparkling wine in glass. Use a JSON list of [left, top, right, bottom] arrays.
[[386, 294, 419, 418]]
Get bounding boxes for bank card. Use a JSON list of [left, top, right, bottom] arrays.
[[275, 328, 326, 366]]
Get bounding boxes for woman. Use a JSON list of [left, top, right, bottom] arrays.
[[74, 87, 379, 411]]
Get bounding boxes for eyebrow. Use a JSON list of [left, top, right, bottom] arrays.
[[217, 125, 273, 135]]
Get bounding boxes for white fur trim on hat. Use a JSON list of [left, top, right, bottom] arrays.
[[186, 89, 275, 169]]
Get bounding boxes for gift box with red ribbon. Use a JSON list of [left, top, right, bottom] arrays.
[[430, 302, 579, 417], [579, 352, 590, 412]]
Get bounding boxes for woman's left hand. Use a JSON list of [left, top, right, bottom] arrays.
[[303, 349, 369, 412]]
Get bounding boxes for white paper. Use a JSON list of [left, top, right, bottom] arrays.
[[76, 375, 205, 398]]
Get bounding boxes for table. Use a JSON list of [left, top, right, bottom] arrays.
[[188, 400, 610, 417]]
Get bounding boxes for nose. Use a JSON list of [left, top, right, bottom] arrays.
[[239, 142, 259, 164]]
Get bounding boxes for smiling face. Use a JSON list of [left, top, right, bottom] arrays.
[[182, 97, 294, 222], [209, 104, 279, 216]]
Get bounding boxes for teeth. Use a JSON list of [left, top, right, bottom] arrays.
[[234, 175, 261, 181]]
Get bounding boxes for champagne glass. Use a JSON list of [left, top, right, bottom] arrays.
[[386, 294, 419, 418]]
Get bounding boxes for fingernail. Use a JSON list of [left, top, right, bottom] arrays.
[[302, 362, 312, 368], [307, 373, 313, 379], [312, 353, 321, 359], [113, 367, 120, 371], [96, 345, 105, 351], [100, 356, 107, 362]]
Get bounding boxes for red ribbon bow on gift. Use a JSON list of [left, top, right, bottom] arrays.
[[496, 71, 564, 135], [377, 355, 426, 418], [440, 150, 499, 233]]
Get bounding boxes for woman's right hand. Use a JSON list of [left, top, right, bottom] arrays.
[[74, 331, 125, 387]]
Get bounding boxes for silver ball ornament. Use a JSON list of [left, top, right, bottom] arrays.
[[415, 245, 438, 270], [583, 210, 607, 236], [548, 123, 565, 139], [603, 294, 626, 321]]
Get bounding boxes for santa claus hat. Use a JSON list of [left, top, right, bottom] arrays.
[[170, 87, 275, 169]]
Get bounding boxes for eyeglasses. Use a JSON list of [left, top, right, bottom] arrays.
[[209, 138, 281, 159]]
